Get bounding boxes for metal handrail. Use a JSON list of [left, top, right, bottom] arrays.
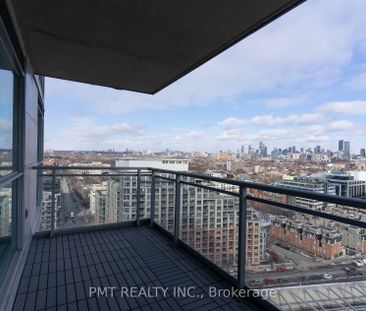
[[33, 165, 366, 289], [33, 165, 366, 209]]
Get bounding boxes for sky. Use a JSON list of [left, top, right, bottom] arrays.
[[45, 0, 366, 154]]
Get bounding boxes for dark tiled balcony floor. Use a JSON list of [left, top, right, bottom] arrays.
[[13, 225, 261, 311]]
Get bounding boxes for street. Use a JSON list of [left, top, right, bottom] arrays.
[[59, 178, 94, 228]]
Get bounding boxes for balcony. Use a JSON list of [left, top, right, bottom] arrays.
[[13, 226, 252, 311], [11, 166, 366, 310]]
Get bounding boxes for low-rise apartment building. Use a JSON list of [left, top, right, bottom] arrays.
[[271, 217, 344, 259]]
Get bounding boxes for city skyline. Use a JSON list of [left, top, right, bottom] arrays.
[[44, 138, 365, 157], [44, 0, 366, 153]]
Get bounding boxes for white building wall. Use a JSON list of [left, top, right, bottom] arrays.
[[116, 159, 189, 171]]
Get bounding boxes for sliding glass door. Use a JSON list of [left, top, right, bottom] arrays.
[[0, 29, 19, 285]]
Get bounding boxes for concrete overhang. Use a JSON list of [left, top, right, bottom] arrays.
[[10, 0, 304, 94]]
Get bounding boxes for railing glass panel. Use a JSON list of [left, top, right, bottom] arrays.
[[180, 177, 239, 277], [37, 168, 150, 231], [154, 175, 175, 234], [245, 202, 366, 290]]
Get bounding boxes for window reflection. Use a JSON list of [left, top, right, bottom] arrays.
[[0, 185, 12, 269], [0, 51, 14, 173]]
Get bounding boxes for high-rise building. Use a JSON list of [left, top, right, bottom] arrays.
[[344, 141, 351, 160], [89, 181, 109, 224], [338, 140, 344, 152], [0, 188, 12, 237], [248, 145, 252, 154], [97, 175, 265, 268], [259, 141, 268, 157], [361, 148, 366, 157], [241, 145, 244, 154], [93, 160, 266, 268], [41, 177, 62, 231]]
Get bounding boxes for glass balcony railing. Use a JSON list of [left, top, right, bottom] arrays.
[[33, 165, 366, 309], [37, 167, 153, 233]]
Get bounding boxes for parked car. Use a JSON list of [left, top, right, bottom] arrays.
[[249, 279, 263, 287], [264, 278, 277, 285], [322, 273, 332, 279], [362, 258, 366, 265], [352, 260, 364, 267], [276, 266, 288, 272]]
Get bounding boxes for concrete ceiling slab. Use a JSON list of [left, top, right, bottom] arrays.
[[10, 0, 304, 94]]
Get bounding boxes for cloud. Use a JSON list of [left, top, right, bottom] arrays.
[[328, 120, 356, 131], [57, 119, 145, 145], [307, 120, 357, 137], [257, 129, 297, 140], [250, 113, 325, 127], [218, 117, 246, 128], [318, 100, 366, 115], [216, 129, 247, 141], [218, 113, 325, 129], [261, 97, 306, 109], [184, 130, 205, 139]]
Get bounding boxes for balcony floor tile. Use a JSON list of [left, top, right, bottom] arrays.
[[13, 226, 261, 310]]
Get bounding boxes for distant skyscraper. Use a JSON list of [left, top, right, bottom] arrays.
[[241, 145, 244, 154], [338, 140, 344, 152], [315, 145, 321, 154], [344, 141, 350, 159], [259, 141, 268, 157], [361, 149, 366, 157]]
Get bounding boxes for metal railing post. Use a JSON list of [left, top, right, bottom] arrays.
[[150, 170, 156, 227], [50, 170, 56, 238], [238, 185, 247, 288], [174, 174, 181, 244], [136, 169, 141, 227]]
